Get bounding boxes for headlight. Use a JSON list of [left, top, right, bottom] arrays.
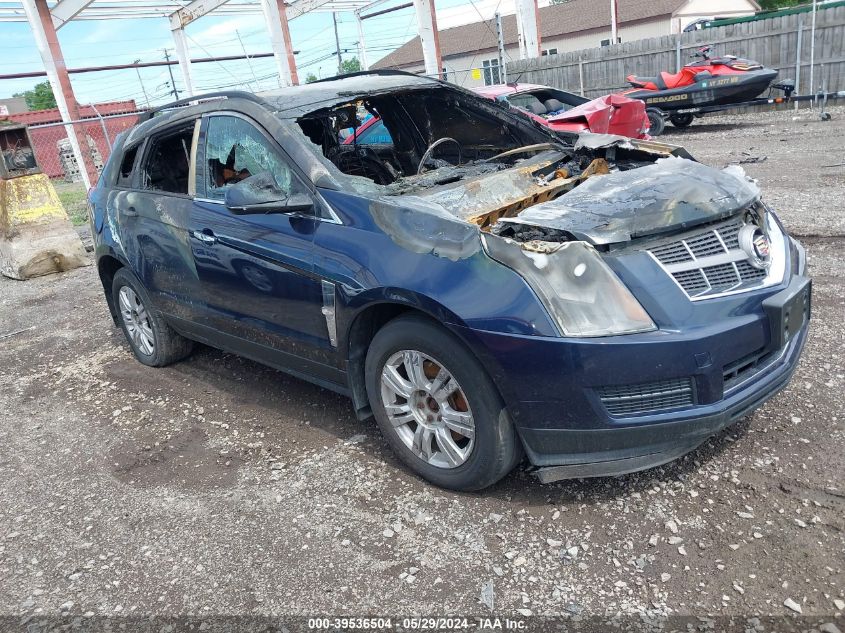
[[482, 235, 656, 337]]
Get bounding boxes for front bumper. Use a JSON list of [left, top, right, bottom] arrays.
[[450, 270, 810, 482], [529, 322, 807, 482]]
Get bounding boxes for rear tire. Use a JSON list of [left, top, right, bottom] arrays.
[[646, 108, 666, 136], [112, 268, 193, 367], [670, 112, 695, 128], [365, 314, 521, 491]]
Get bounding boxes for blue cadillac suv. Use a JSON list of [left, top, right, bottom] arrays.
[[89, 71, 810, 491]]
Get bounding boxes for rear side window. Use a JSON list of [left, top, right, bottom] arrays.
[[141, 127, 195, 194], [116, 146, 138, 188]]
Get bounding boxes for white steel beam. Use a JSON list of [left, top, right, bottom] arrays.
[[355, 11, 368, 70], [609, 0, 618, 44], [169, 0, 230, 30], [171, 26, 195, 96], [515, 0, 540, 59], [354, 0, 392, 15], [260, 0, 296, 86], [412, 0, 441, 77], [50, 0, 93, 29], [516, 9, 526, 58], [21, 0, 91, 189], [286, 0, 338, 21]]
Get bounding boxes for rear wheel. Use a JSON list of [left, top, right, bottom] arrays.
[[646, 108, 665, 136], [365, 314, 521, 491], [670, 112, 695, 128], [112, 268, 193, 367]]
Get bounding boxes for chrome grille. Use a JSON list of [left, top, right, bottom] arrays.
[[735, 259, 768, 282], [647, 215, 774, 299], [597, 377, 695, 417]]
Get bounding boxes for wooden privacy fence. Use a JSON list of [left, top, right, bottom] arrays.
[[506, 5, 845, 99]]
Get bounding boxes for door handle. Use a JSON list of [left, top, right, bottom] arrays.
[[124, 206, 138, 217], [191, 229, 217, 245]]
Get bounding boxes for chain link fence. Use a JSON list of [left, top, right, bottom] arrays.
[[27, 110, 143, 225]]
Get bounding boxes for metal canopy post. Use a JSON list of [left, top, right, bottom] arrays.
[[260, 0, 298, 86], [21, 0, 92, 189], [516, 11, 526, 58], [610, 0, 619, 45], [412, 0, 441, 78], [277, 0, 299, 84], [171, 26, 195, 96], [355, 11, 369, 70], [515, 0, 540, 59]]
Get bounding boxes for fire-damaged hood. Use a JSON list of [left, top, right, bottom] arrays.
[[494, 156, 761, 245]]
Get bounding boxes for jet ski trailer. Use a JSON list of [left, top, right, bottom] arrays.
[[621, 46, 843, 135], [636, 82, 845, 136]]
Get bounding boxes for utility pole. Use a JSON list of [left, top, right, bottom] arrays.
[[133, 59, 151, 108], [163, 49, 179, 99], [495, 12, 507, 84], [332, 12, 343, 75]]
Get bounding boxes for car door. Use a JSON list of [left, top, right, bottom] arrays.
[[116, 119, 203, 321], [190, 112, 337, 377]]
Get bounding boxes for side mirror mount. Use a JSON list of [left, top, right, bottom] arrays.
[[224, 172, 314, 215]]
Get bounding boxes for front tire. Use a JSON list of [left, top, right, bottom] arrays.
[[365, 314, 521, 491], [112, 268, 193, 367], [646, 108, 666, 136]]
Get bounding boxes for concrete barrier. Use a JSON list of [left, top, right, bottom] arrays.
[[0, 173, 89, 280]]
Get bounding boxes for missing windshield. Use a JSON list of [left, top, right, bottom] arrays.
[[296, 86, 555, 190]]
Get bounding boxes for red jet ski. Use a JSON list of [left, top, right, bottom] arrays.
[[621, 46, 778, 128]]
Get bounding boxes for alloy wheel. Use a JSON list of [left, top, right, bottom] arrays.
[[118, 286, 155, 356], [380, 350, 475, 469]]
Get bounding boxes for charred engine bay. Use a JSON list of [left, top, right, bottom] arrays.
[[378, 145, 759, 248], [296, 85, 759, 249]]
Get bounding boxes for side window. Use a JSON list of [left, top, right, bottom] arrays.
[[116, 145, 138, 188], [141, 126, 194, 194], [203, 115, 301, 202], [355, 119, 393, 145]]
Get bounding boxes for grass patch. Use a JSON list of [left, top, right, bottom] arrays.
[[53, 182, 89, 226]]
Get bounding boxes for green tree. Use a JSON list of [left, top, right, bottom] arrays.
[[305, 72, 319, 83], [14, 81, 57, 111], [340, 57, 361, 75]]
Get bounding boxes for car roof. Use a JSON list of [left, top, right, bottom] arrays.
[[119, 71, 444, 146], [260, 71, 443, 118]]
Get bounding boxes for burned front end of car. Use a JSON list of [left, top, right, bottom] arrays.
[[467, 147, 810, 481], [271, 75, 810, 481]]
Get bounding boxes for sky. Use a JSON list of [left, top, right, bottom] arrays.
[[0, 0, 538, 106]]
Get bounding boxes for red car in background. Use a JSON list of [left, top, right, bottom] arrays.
[[473, 83, 650, 139], [343, 82, 649, 146]]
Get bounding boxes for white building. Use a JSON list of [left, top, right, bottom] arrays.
[[371, 0, 760, 88]]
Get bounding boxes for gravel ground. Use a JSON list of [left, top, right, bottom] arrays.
[[1, 105, 844, 631]]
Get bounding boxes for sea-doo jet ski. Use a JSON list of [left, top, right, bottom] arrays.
[[621, 46, 778, 127]]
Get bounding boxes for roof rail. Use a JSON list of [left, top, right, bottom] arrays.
[[137, 91, 267, 122], [309, 69, 439, 84]]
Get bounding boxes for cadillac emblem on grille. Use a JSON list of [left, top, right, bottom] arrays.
[[646, 214, 779, 300], [739, 224, 772, 270]]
